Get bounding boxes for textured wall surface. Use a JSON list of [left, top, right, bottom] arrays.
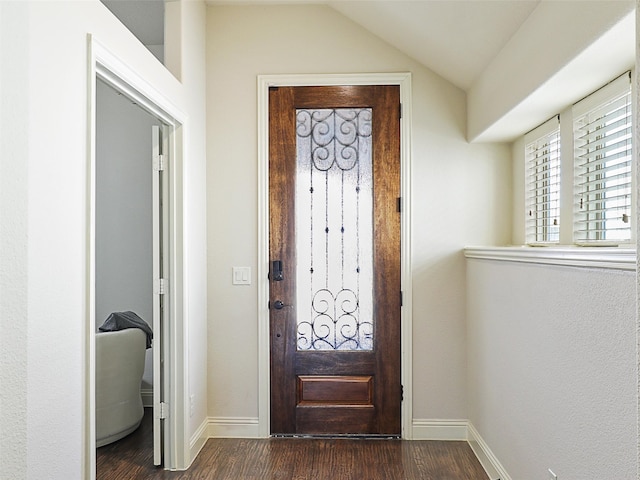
[[0, 3, 29, 477], [467, 259, 636, 479], [636, 3, 640, 477], [0, 1, 208, 476]]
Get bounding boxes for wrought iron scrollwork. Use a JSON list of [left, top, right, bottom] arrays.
[[296, 109, 372, 172], [296, 108, 373, 352], [297, 288, 373, 351]]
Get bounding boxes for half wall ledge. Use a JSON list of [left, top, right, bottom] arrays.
[[464, 246, 636, 272]]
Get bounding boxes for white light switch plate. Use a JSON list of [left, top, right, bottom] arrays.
[[232, 267, 251, 285]]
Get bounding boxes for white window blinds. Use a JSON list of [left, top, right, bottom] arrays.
[[573, 74, 633, 245], [525, 117, 561, 244]]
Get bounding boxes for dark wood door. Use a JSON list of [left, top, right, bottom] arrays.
[[269, 85, 401, 436]]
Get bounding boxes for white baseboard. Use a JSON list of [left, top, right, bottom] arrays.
[[411, 420, 508, 480], [467, 422, 510, 480], [411, 419, 468, 440], [189, 417, 209, 467], [208, 417, 261, 438]]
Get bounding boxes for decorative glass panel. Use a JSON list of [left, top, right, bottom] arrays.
[[296, 108, 373, 351]]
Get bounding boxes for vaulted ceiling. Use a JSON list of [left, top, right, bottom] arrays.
[[327, 1, 540, 91], [102, 0, 542, 91], [103, 0, 636, 141]]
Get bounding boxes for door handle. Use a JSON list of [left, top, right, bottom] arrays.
[[272, 300, 292, 310]]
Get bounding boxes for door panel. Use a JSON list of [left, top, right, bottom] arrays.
[[269, 85, 401, 436], [151, 125, 163, 466], [297, 376, 373, 405]]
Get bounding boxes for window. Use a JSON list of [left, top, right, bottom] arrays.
[[573, 74, 633, 245], [525, 117, 561, 244], [521, 72, 634, 247]]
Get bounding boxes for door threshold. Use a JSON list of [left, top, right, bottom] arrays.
[[271, 434, 401, 440]]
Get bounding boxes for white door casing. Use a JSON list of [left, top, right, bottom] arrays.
[[87, 36, 187, 478]]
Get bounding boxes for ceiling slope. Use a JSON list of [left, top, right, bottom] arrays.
[[468, 1, 635, 142], [328, 0, 540, 91]]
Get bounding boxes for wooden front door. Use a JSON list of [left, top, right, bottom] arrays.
[[269, 85, 401, 436]]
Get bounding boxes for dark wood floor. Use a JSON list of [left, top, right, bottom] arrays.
[[97, 409, 489, 480]]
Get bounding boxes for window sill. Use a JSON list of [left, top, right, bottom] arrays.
[[464, 245, 636, 271]]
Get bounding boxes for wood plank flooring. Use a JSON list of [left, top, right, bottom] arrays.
[[97, 409, 489, 480]]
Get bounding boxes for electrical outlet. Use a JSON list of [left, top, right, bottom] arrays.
[[548, 469, 557, 480]]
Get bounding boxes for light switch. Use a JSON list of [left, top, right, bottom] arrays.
[[232, 267, 251, 285]]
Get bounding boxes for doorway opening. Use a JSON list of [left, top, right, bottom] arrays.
[[87, 37, 187, 479], [94, 78, 167, 473]]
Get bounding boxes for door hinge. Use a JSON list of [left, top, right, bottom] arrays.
[[400, 291, 403, 307], [401, 385, 404, 402], [159, 401, 168, 420], [397, 197, 401, 213], [399, 103, 402, 119], [154, 278, 166, 295], [153, 154, 165, 172]]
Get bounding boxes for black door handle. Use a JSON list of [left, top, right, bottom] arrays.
[[273, 300, 292, 310]]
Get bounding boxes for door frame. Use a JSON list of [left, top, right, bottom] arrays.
[[86, 36, 187, 478], [257, 73, 413, 439]]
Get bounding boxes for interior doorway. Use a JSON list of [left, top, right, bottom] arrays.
[[87, 37, 188, 479], [94, 78, 167, 472]]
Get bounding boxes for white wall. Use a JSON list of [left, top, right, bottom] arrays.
[[0, 0, 207, 477], [205, 4, 511, 428], [636, 4, 640, 475], [175, 0, 209, 450], [0, 3, 29, 478], [96, 80, 156, 389], [467, 259, 636, 479], [469, 4, 639, 476]]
